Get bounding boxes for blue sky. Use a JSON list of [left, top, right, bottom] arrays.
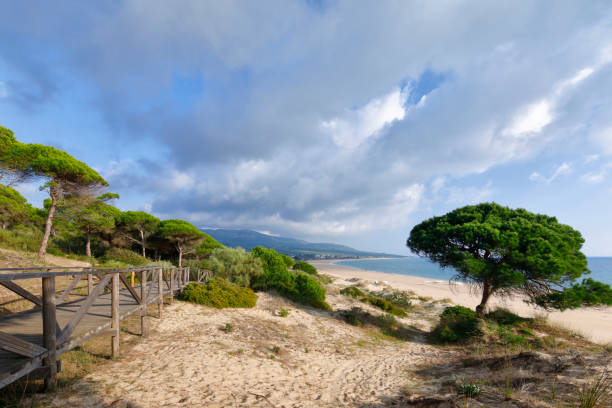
[[1, 1, 612, 256]]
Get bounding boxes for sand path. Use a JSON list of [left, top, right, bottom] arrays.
[[44, 293, 442, 408]]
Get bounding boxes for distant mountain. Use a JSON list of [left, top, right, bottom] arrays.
[[201, 228, 403, 260]]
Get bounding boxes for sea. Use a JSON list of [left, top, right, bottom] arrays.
[[334, 257, 612, 286]]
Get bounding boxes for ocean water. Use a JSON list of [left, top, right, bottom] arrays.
[[334, 257, 612, 286]]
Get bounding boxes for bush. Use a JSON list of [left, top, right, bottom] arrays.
[[372, 290, 413, 309], [431, 306, 482, 343], [364, 296, 407, 317], [207, 247, 264, 287], [102, 248, 149, 266], [486, 308, 528, 326], [280, 254, 294, 269], [340, 286, 407, 316], [0, 227, 43, 253], [340, 286, 365, 298], [294, 261, 317, 275], [251, 247, 331, 310], [179, 278, 258, 309]]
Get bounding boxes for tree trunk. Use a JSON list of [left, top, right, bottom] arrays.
[[38, 187, 59, 258], [140, 229, 146, 258], [177, 244, 183, 268], [476, 281, 493, 317], [85, 233, 92, 258]]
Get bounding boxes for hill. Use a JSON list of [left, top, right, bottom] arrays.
[[200, 228, 402, 260]]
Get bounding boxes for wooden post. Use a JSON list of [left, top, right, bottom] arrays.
[[140, 270, 148, 337], [157, 268, 163, 318], [111, 273, 119, 359], [42, 276, 57, 391], [130, 271, 135, 288], [87, 273, 93, 295], [169, 268, 175, 304]]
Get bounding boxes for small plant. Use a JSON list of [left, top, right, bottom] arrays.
[[458, 383, 482, 398], [576, 370, 611, 408], [304, 348, 309, 353], [340, 286, 365, 298], [278, 308, 289, 317], [224, 323, 233, 332], [430, 306, 482, 343], [272, 345, 281, 354]]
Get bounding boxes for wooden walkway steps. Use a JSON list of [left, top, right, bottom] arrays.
[[0, 266, 210, 391]]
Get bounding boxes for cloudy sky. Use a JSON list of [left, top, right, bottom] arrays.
[[2, 1, 612, 256]]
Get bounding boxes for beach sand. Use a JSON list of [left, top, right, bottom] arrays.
[[313, 260, 612, 344]]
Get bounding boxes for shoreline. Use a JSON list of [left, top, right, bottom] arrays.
[[312, 260, 612, 344]]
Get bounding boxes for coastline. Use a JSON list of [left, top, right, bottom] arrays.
[[313, 260, 612, 344]]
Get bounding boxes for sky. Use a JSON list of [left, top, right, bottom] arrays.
[[1, 1, 612, 256]]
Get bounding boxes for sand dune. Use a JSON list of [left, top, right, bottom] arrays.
[[313, 260, 612, 344]]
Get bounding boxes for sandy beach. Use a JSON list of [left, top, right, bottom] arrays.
[[313, 260, 612, 344]]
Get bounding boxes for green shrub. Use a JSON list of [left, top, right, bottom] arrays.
[[207, 247, 264, 287], [497, 325, 526, 346], [364, 296, 407, 317], [372, 290, 413, 309], [224, 323, 233, 332], [315, 273, 333, 284], [102, 248, 149, 266], [0, 227, 43, 253], [340, 286, 365, 298], [431, 306, 482, 343], [179, 278, 258, 309], [293, 261, 317, 275], [486, 308, 528, 326], [280, 254, 295, 268], [251, 247, 330, 310]]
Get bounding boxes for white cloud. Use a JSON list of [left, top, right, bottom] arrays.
[[581, 171, 606, 184], [321, 88, 408, 150], [503, 100, 554, 138], [446, 181, 494, 205], [530, 162, 572, 183], [0, 81, 7, 98]]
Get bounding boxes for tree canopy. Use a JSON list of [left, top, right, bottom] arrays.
[[0, 184, 31, 229], [407, 202, 611, 315], [118, 211, 160, 257], [156, 219, 205, 267]]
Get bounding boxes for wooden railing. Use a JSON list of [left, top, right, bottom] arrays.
[[0, 266, 210, 391]]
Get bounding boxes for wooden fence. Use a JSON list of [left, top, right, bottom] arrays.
[[0, 266, 210, 391]]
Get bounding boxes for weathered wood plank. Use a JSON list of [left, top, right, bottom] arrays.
[[42, 276, 57, 391], [119, 273, 141, 304], [0, 281, 43, 307], [111, 273, 119, 359], [57, 275, 83, 304], [57, 274, 112, 345], [140, 271, 148, 337], [0, 331, 46, 358], [0, 353, 45, 389]]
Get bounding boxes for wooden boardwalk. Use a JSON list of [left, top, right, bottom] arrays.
[[0, 266, 209, 390]]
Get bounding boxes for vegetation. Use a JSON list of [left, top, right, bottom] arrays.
[[156, 219, 205, 267], [251, 246, 331, 310], [179, 278, 258, 309], [293, 261, 317, 275], [206, 247, 263, 287], [340, 286, 407, 317], [407, 202, 612, 315], [430, 306, 482, 343], [0, 126, 109, 258], [340, 286, 365, 298], [280, 253, 294, 268], [117, 211, 160, 257], [101, 248, 149, 266]]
